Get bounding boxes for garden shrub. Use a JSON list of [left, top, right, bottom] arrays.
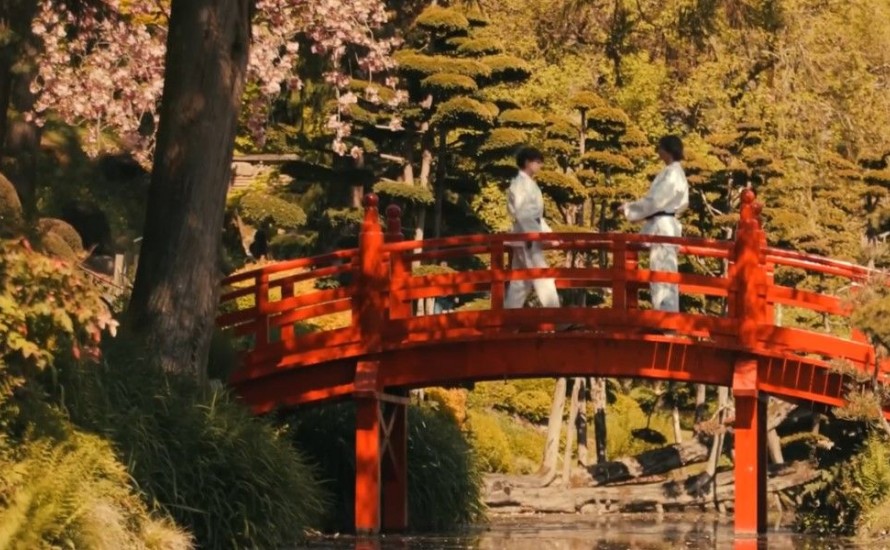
[[0, 173, 23, 236], [290, 401, 484, 532], [59, 344, 327, 550], [795, 434, 890, 537], [605, 393, 673, 457], [509, 390, 551, 423], [466, 409, 512, 473], [425, 387, 468, 425], [37, 218, 84, 252]]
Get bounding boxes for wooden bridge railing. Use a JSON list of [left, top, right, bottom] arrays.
[[219, 190, 887, 386]]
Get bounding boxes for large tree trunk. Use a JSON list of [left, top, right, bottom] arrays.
[[694, 384, 708, 426], [540, 377, 568, 481], [4, 59, 41, 222], [576, 379, 589, 466], [486, 461, 818, 514], [128, 0, 253, 382], [591, 377, 608, 463], [432, 127, 447, 238], [705, 386, 730, 509]]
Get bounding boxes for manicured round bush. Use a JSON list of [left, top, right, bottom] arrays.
[[431, 97, 495, 129], [546, 118, 578, 141], [38, 218, 84, 252], [421, 73, 479, 96], [571, 91, 605, 111], [479, 128, 527, 157], [499, 109, 545, 128], [468, 381, 519, 409], [583, 150, 635, 173], [0, 173, 23, 236], [456, 38, 502, 57], [480, 54, 532, 83], [586, 107, 629, 134], [374, 179, 434, 205], [414, 6, 470, 34], [536, 170, 586, 203], [238, 191, 307, 229], [395, 51, 491, 79]]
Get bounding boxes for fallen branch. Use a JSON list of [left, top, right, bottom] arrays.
[[485, 461, 818, 514]]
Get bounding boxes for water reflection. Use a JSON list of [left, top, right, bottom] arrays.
[[301, 515, 865, 550]]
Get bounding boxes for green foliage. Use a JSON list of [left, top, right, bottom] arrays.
[[498, 108, 545, 128], [536, 170, 586, 203], [60, 343, 326, 550], [571, 91, 605, 111], [0, 173, 23, 236], [795, 435, 890, 537], [290, 402, 484, 532], [479, 128, 528, 156], [421, 73, 479, 96], [466, 409, 512, 473], [509, 390, 551, 423], [480, 55, 532, 82], [237, 191, 307, 229], [374, 180, 434, 205], [431, 97, 496, 129], [0, 412, 191, 550], [605, 393, 674, 457], [0, 240, 115, 403], [456, 38, 502, 57], [268, 233, 315, 260], [394, 51, 491, 80], [414, 6, 470, 35]]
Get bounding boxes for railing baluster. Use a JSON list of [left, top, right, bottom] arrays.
[[256, 271, 269, 350], [612, 238, 627, 311], [491, 241, 505, 311], [385, 205, 411, 320]]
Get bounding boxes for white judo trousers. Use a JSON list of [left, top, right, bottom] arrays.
[[504, 171, 560, 309], [621, 161, 690, 312]]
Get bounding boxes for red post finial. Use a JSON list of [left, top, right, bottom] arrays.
[[385, 204, 403, 243], [362, 193, 381, 234], [738, 188, 760, 231]]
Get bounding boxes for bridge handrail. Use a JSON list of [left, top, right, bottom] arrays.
[[218, 190, 889, 387]]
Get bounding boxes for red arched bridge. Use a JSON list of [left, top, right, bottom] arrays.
[[218, 190, 890, 538]]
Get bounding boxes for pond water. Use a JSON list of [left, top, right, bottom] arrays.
[[301, 514, 871, 550]]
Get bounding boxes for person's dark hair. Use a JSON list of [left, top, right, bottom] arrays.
[[516, 146, 544, 169], [657, 135, 684, 162]]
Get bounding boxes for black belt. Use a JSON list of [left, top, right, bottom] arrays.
[[645, 211, 674, 220]]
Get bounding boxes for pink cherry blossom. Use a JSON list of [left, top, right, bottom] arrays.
[[29, 0, 400, 163]]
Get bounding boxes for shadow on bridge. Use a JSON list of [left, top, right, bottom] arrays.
[[218, 189, 889, 539]]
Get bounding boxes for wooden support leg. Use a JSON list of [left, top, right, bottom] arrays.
[[733, 391, 767, 536], [355, 396, 381, 535], [382, 395, 408, 532]]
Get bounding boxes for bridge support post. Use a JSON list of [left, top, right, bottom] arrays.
[[355, 394, 381, 535], [381, 391, 408, 532], [732, 359, 767, 537]]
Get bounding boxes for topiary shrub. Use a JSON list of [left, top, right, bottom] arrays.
[[583, 150, 635, 173], [394, 51, 491, 80], [421, 73, 479, 96], [498, 109, 545, 129], [468, 381, 519, 409], [456, 38, 502, 57], [237, 191, 307, 230], [605, 393, 674, 457], [374, 180, 434, 205], [479, 128, 527, 157], [570, 91, 605, 112], [414, 6, 470, 34], [431, 97, 495, 129], [38, 230, 79, 261], [38, 218, 84, 252], [268, 233, 313, 260], [466, 409, 512, 473], [290, 402, 484, 532], [0, 173, 24, 236], [480, 55, 532, 83], [60, 342, 326, 550]]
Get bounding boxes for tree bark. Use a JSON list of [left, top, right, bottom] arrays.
[[561, 378, 583, 484], [672, 403, 683, 444], [706, 386, 729, 509], [128, 0, 254, 382], [588, 437, 711, 485], [485, 461, 818, 514], [432, 127, 447, 238], [694, 384, 708, 426], [591, 377, 608, 463], [540, 377, 568, 481], [576, 379, 589, 467]]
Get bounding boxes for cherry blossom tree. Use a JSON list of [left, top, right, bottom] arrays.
[[28, 0, 399, 163]]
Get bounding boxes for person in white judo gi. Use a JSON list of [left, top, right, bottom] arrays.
[[618, 135, 689, 313], [504, 147, 561, 311]]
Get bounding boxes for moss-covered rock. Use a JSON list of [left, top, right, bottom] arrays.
[[499, 109, 545, 128], [0, 172, 23, 236], [414, 5, 470, 35], [39, 231, 79, 261], [431, 97, 495, 129]]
